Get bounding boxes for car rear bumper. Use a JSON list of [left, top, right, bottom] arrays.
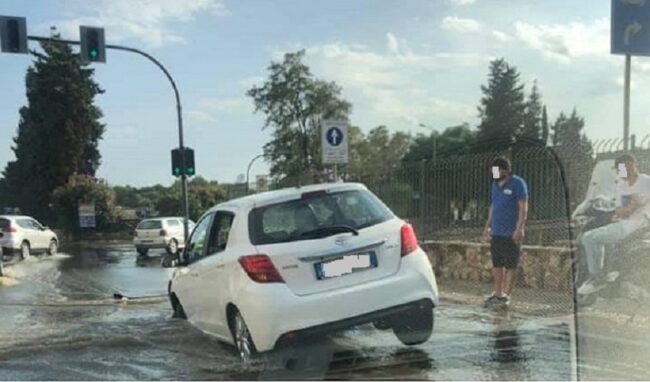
[[274, 298, 433, 349], [0, 237, 19, 251], [234, 248, 438, 352], [133, 238, 168, 249]]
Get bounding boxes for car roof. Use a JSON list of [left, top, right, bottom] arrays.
[[139, 217, 184, 222], [208, 182, 368, 212], [0, 215, 33, 220]]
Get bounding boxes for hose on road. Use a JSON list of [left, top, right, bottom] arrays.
[[0, 293, 168, 308]]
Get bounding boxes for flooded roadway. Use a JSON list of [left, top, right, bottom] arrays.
[[0, 243, 575, 380]]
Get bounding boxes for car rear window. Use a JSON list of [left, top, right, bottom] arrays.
[[249, 190, 393, 245], [137, 220, 162, 230], [0, 218, 10, 231]]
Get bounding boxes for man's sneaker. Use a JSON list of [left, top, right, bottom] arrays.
[[496, 294, 510, 306], [606, 271, 620, 283], [484, 294, 500, 306], [577, 276, 608, 295]]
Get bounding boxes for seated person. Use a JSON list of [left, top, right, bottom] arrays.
[[579, 154, 650, 294]]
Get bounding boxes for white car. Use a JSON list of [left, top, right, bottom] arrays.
[[168, 183, 439, 361], [133, 217, 194, 256], [0, 215, 59, 259]]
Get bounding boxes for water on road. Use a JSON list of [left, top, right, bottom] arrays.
[[0, 243, 577, 380]]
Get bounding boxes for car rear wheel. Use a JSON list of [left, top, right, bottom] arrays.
[[47, 239, 58, 256], [392, 301, 434, 346], [20, 241, 31, 260], [231, 310, 258, 362], [166, 239, 179, 255], [136, 248, 149, 257]]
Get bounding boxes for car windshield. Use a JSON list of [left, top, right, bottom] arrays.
[[249, 190, 392, 245], [136, 220, 162, 230]]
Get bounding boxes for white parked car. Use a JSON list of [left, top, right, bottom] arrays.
[[0, 215, 59, 259], [168, 183, 439, 361], [133, 217, 194, 256]]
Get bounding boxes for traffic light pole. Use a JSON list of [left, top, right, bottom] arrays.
[[27, 35, 191, 244]]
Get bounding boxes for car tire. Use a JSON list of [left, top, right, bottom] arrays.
[[47, 239, 58, 256], [230, 310, 258, 362], [170, 293, 187, 319], [166, 239, 179, 255], [392, 301, 434, 346], [136, 248, 149, 257], [20, 241, 31, 260]]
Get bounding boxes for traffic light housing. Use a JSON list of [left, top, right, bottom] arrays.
[[80, 26, 106, 63], [184, 148, 195, 176], [0, 16, 28, 54], [171, 147, 196, 177]]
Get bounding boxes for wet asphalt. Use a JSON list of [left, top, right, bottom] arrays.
[[0, 243, 579, 380]]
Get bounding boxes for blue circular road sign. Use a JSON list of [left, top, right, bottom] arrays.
[[326, 127, 343, 146]]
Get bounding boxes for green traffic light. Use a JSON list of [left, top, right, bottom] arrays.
[[174, 167, 181, 176], [186, 168, 195, 175], [90, 49, 98, 59]]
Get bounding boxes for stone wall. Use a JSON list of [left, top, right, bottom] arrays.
[[421, 241, 574, 291]]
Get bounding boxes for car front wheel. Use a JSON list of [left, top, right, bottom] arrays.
[[47, 239, 58, 256], [166, 239, 179, 255], [392, 301, 434, 346]]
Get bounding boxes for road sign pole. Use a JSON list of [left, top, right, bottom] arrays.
[[334, 164, 338, 182], [624, 54, 631, 151]]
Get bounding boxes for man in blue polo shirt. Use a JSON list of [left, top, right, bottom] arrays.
[[482, 157, 529, 307]]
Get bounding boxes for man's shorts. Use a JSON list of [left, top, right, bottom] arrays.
[[491, 236, 520, 269]]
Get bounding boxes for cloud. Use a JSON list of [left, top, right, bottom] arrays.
[[386, 32, 400, 54], [275, 37, 486, 129], [188, 96, 251, 125], [44, 0, 229, 48], [492, 30, 514, 43], [187, 110, 218, 124], [514, 18, 609, 63], [440, 16, 482, 33], [449, 0, 477, 5]]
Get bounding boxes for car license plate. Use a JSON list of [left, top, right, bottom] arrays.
[[314, 252, 377, 280]]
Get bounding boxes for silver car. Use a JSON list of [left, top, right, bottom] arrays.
[[0, 215, 59, 259], [133, 217, 194, 256]]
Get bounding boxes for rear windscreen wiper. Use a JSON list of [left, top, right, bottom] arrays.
[[299, 225, 359, 238]]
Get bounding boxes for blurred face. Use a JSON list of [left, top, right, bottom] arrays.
[[616, 161, 636, 180], [492, 166, 508, 181]]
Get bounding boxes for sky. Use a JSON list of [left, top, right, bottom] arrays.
[[1, 0, 649, 187]]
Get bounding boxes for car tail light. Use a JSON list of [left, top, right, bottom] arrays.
[[400, 224, 419, 257], [159, 229, 167, 236], [5, 225, 17, 233], [238, 255, 285, 283]]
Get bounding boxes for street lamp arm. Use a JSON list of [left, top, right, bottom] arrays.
[[246, 154, 265, 193]]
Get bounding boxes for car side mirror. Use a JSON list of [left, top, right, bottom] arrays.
[[42, 226, 49, 231]]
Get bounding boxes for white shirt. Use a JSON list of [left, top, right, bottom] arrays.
[[616, 173, 650, 234]]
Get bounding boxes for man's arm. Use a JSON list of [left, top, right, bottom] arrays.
[[513, 199, 528, 245], [614, 194, 646, 220], [482, 205, 493, 242]]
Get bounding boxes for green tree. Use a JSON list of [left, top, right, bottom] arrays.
[[541, 105, 549, 145], [476, 58, 525, 149], [522, 81, 543, 140], [402, 123, 476, 163], [551, 108, 593, 208], [2, 37, 105, 223], [247, 50, 351, 184], [52, 175, 118, 238], [346, 126, 411, 183]]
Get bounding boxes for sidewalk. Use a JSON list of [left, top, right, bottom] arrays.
[[439, 279, 650, 329]]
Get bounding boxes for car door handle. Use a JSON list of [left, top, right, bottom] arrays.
[[216, 264, 225, 269], [190, 272, 199, 277]]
